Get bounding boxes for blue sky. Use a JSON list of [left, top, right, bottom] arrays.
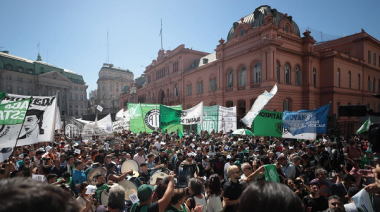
[[1, 0, 380, 97]]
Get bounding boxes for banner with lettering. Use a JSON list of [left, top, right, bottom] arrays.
[[181, 102, 203, 125], [64, 115, 86, 139], [197, 105, 218, 134], [283, 104, 330, 136], [218, 106, 237, 133], [81, 114, 113, 139], [0, 93, 57, 147], [159, 105, 182, 131]]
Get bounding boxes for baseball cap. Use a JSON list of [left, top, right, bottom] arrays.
[[106, 162, 116, 169], [138, 185, 154, 202], [197, 147, 202, 151], [45, 146, 52, 152], [234, 161, 241, 166]]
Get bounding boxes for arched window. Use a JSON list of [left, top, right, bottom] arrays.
[[373, 77, 376, 92], [285, 63, 291, 84], [283, 99, 291, 111], [313, 68, 317, 87], [148, 92, 151, 101], [253, 63, 261, 83], [276, 61, 281, 83], [226, 101, 233, 107], [348, 71, 351, 89], [337, 69, 340, 87], [174, 84, 178, 96], [227, 70, 233, 88], [295, 66, 302, 86], [239, 66, 246, 86], [358, 74, 361, 90]]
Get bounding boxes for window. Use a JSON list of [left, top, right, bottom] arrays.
[[374, 78, 376, 93], [276, 61, 281, 83], [80, 95, 83, 100], [239, 29, 245, 36], [295, 66, 302, 86], [203, 58, 208, 64], [28, 79, 32, 83], [186, 84, 192, 96], [17, 77, 22, 82], [313, 68, 317, 87], [18, 67, 23, 72], [174, 84, 178, 96], [209, 78, 217, 91], [227, 70, 233, 88], [283, 100, 291, 111], [226, 101, 233, 107], [6, 64, 12, 70], [75, 94, 78, 100], [348, 71, 351, 89], [28, 88, 33, 95], [6, 85, 12, 93], [239, 66, 246, 86], [17, 87, 23, 95], [75, 110, 78, 116], [369, 51, 372, 64], [378, 79, 380, 93], [6, 76, 12, 80], [285, 64, 291, 84], [368, 76, 372, 91], [28, 69, 33, 74], [75, 104, 78, 108], [253, 63, 261, 83], [375, 53, 377, 66], [197, 81, 203, 94], [358, 74, 361, 90], [337, 69, 340, 87], [285, 25, 289, 33]]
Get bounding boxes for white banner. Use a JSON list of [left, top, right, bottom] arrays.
[[81, 114, 113, 139], [218, 106, 237, 133], [0, 94, 57, 148], [282, 129, 316, 140], [241, 84, 278, 128], [181, 102, 203, 125], [113, 120, 130, 133]]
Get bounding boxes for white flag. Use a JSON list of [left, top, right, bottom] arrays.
[[241, 84, 278, 128], [96, 105, 103, 112], [181, 102, 203, 125]]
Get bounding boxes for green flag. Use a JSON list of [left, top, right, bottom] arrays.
[[264, 164, 280, 183], [178, 129, 183, 139], [159, 104, 182, 131], [253, 110, 283, 137], [356, 118, 371, 134], [197, 105, 218, 134], [0, 92, 6, 101], [0, 98, 31, 125]]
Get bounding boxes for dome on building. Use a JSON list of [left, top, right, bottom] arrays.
[[227, 5, 301, 41]]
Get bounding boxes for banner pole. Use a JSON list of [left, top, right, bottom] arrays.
[[13, 98, 32, 149]]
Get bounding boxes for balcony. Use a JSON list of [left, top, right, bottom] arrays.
[[225, 87, 233, 92], [250, 83, 260, 89], [237, 85, 245, 90]]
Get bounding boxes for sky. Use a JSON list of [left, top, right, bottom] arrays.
[[1, 0, 380, 98]]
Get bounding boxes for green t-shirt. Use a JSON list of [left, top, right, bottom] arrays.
[[360, 155, 373, 169], [57, 176, 72, 187]]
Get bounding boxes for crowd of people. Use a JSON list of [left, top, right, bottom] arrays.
[[1, 129, 380, 212]]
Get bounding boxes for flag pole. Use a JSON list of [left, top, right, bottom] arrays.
[[13, 97, 32, 149]]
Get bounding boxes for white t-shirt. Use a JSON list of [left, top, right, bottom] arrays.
[[194, 195, 207, 212], [344, 203, 358, 212], [133, 154, 146, 165], [207, 194, 223, 212]]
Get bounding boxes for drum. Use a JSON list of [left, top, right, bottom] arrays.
[[100, 189, 110, 206], [87, 167, 107, 185], [177, 164, 195, 188], [121, 160, 140, 176], [118, 179, 141, 201], [150, 171, 168, 186]]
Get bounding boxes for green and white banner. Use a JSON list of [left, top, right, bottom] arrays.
[[252, 110, 316, 140], [264, 164, 280, 183], [129, 103, 183, 133], [0, 92, 57, 148], [159, 105, 182, 131], [197, 105, 236, 134]]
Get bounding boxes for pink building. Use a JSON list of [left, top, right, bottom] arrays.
[[119, 5, 380, 133]]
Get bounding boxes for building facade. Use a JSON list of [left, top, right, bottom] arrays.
[[97, 63, 133, 114], [119, 5, 380, 133], [0, 51, 88, 117]]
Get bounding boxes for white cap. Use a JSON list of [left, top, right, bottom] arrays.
[[192, 139, 196, 141], [289, 146, 294, 150], [197, 147, 202, 151], [227, 155, 231, 159], [45, 146, 52, 152], [155, 136, 159, 139], [38, 148, 45, 152]]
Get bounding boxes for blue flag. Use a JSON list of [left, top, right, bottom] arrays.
[[282, 104, 330, 136]]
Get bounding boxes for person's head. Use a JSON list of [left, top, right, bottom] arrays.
[[285, 179, 295, 190], [35, 150, 44, 159], [137, 147, 144, 156], [47, 174, 58, 184], [74, 160, 84, 171], [79, 182, 89, 196], [237, 181, 303, 212], [0, 178, 80, 212], [147, 154, 155, 162], [309, 182, 320, 196], [106, 162, 116, 171], [327, 195, 345, 212], [277, 155, 287, 166], [140, 163, 147, 172], [23, 109, 44, 135], [66, 155, 75, 166], [23, 157, 31, 166], [227, 165, 240, 181], [177, 153, 183, 160], [292, 156, 301, 166], [95, 174, 105, 185], [137, 184, 154, 203], [315, 168, 328, 182], [105, 155, 112, 164], [188, 178, 203, 196], [259, 155, 270, 165], [53, 159, 60, 167], [342, 174, 356, 187], [207, 174, 221, 196], [42, 165, 51, 175], [241, 162, 252, 176], [170, 188, 187, 205], [62, 172, 71, 181], [99, 149, 105, 156], [108, 185, 126, 210]]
